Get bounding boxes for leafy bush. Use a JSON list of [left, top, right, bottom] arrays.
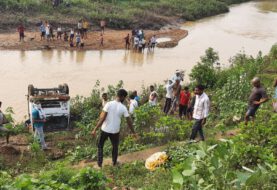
[[70, 167, 108, 190], [190, 48, 220, 88]]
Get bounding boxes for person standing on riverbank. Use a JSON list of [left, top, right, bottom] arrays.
[[76, 32, 81, 48], [179, 86, 191, 119], [132, 91, 140, 105], [100, 34, 104, 47], [57, 26, 62, 40], [102, 93, 108, 107], [189, 85, 210, 142], [149, 85, 158, 106], [245, 77, 268, 125], [70, 29, 74, 42], [0, 101, 10, 144], [164, 80, 175, 115], [170, 79, 181, 114], [45, 24, 50, 42], [92, 89, 136, 168], [129, 94, 138, 115], [32, 101, 47, 150], [100, 20, 106, 35], [124, 34, 130, 50], [17, 24, 25, 42], [187, 89, 196, 120], [77, 20, 83, 37], [40, 22, 46, 40], [82, 19, 89, 39]]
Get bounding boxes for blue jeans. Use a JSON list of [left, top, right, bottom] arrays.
[[34, 127, 47, 149]]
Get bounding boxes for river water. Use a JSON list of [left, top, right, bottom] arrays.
[[0, 1, 277, 121]]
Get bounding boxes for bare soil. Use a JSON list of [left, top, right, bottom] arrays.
[[0, 28, 188, 51]]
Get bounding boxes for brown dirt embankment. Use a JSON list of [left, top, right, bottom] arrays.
[[0, 28, 188, 51]]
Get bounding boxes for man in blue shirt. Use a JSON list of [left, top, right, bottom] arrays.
[[32, 101, 47, 149]]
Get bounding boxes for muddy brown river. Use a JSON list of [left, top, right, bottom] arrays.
[[0, 1, 277, 121]]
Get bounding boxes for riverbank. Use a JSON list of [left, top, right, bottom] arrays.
[[0, 28, 188, 51]]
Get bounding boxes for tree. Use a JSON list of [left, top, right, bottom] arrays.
[[189, 48, 219, 88]]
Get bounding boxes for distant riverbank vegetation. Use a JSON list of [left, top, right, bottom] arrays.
[[0, 0, 251, 30]]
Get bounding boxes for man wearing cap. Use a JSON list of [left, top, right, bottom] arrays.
[[171, 70, 183, 82], [92, 89, 137, 168], [245, 77, 268, 125]]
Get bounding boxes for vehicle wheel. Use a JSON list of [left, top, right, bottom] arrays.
[[58, 84, 63, 93], [28, 84, 35, 96], [63, 83, 69, 95]]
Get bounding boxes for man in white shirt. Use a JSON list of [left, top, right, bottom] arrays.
[[149, 85, 158, 106], [92, 89, 136, 168], [163, 80, 175, 114], [189, 85, 210, 142], [129, 94, 138, 115]]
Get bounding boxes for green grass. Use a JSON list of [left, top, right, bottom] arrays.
[[0, 0, 251, 29]]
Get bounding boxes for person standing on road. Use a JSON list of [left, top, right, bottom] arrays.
[[163, 80, 175, 115], [17, 24, 25, 42], [189, 85, 210, 142], [92, 89, 136, 168], [245, 77, 268, 125], [0, 101, 10, 144], [32, 101, 47, 149]]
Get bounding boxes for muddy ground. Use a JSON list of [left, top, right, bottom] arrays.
[[0, 28, 188, 51]]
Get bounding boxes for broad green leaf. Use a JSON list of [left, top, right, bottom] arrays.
[[172, 170, 183, 186], [196, 150, 206, 158], [236, 172, 251, 184], [182, 170, 194, 176]]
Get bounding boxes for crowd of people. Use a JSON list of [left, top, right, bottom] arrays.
[[1, 77, 276, 167], [17, 19, 106, 49], [124, 29, 157, 52], [16, 20, 159, 52]]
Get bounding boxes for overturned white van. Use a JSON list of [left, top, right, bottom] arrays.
[[27, 84, 70, 131]]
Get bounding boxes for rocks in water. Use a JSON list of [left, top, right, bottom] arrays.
[[157, 41, 178, 48]]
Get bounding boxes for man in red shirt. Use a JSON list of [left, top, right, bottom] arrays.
[[179, 86, 190, 119], [17, 24, 25, 42]]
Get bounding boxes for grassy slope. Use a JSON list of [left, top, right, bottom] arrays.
[[0, 0, 251, 31]]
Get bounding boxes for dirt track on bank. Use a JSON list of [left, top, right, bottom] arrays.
[[0, 28, 188, 51]]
